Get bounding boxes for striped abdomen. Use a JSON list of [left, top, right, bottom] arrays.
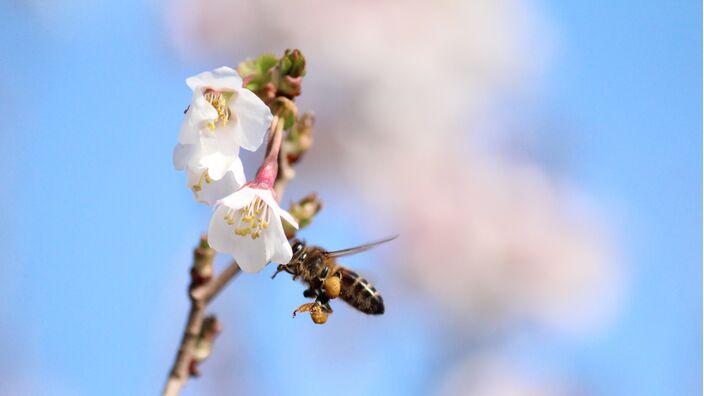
[[339, 268, 384, 315]]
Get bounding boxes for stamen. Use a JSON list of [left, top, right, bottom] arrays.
[[191, 170, 212, 192], [203, 90, 232, 132], [225, 196, 272, 240]]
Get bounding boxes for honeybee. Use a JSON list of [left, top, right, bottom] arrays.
[[271, 236, 397, 323]]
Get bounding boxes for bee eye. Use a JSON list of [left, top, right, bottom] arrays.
[[292, 240, 304, 253]]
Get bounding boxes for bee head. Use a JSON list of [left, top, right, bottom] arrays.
[[272, 239, 307, 280], [291, 239, 307, 261]]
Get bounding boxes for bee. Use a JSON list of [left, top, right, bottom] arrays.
[[271, 236, 397, 322]]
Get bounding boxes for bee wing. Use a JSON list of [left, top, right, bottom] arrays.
[[324, 235, 398, 259]]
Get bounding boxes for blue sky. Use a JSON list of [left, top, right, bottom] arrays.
[[0, 0, 700, 395], [545, 1, 701, 395]]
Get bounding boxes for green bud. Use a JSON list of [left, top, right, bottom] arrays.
[[192, 315, 221, 365], [237, 54, 278, 96], [280, 49, 306, 78], [271, 49, 307, 98]]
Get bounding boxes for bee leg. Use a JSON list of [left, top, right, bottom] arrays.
[[317, 266, 329, 283], [292, 302, 318, 318], [303, 287, 317, 298]]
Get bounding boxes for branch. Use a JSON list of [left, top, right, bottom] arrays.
[[163, 296, 207, 396], [192, 261, 241, 304]]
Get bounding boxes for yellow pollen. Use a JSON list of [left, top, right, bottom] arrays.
[[204, 90, 232, 132], [225, 196, 272, 240]]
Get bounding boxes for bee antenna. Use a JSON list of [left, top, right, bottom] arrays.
[[271, 264, 288, 279]]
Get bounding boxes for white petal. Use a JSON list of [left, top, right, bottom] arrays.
[[277, 208, 299, 229], [267, 215, 294, 264], [207, 205, 269, 272], [227, 157, 247, 188], [173, 143, 196, 170], [178, 112, 201, 145], [209, 124, 240, 157], [191, 92, 219, 121], [207, 206, 234, 254], [232, 237, 271, 272], [255, 188, 299, 229], [219, 186, 256, 210], [200, 152, 237, 181], [186, 66, 242, 91], [194, 172, 242, 206], [230, 89, 273, 152], [252, 188, 277, 206]]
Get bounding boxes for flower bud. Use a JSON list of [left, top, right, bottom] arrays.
[[272, 49, 306, 98], [279, 49, 306, 78], [190, 315, 222, 376], [191, 235, 215, 285]]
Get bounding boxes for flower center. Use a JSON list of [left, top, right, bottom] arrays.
[[204, 89, 233, 131], [225, 197, 271, 240], [191, 170, 212, 192]]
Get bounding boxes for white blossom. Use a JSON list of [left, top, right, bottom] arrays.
[[173, 66, 273, 205], [208, 184, 298, 272]]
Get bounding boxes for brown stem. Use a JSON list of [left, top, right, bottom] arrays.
[[193, 261, 241, 304], [163, 298, 207, 396], [163, 270, 242, 396]]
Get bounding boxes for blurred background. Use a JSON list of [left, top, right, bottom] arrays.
[[0, 0, 700, 395]]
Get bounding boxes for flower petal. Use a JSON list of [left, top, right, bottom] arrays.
[[267, 214, 294, 264], [227, 157, 247, 188], [211, 124, 240, 157], [186, 66, 243, 91], [173, 143, 196, 170], [200, 152, 237, 181], [277, 208, 299, 229], [208, 204, 269, 272], [219, 186, 256, 210], [230, 88, 273, 151], [255, 188, 299, 229], [191, 169, 241, 206], [232, 237, 271, 272]]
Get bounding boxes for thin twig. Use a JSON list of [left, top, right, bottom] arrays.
[[163, 297, 207, 396], [193, 261, 242, 304]]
